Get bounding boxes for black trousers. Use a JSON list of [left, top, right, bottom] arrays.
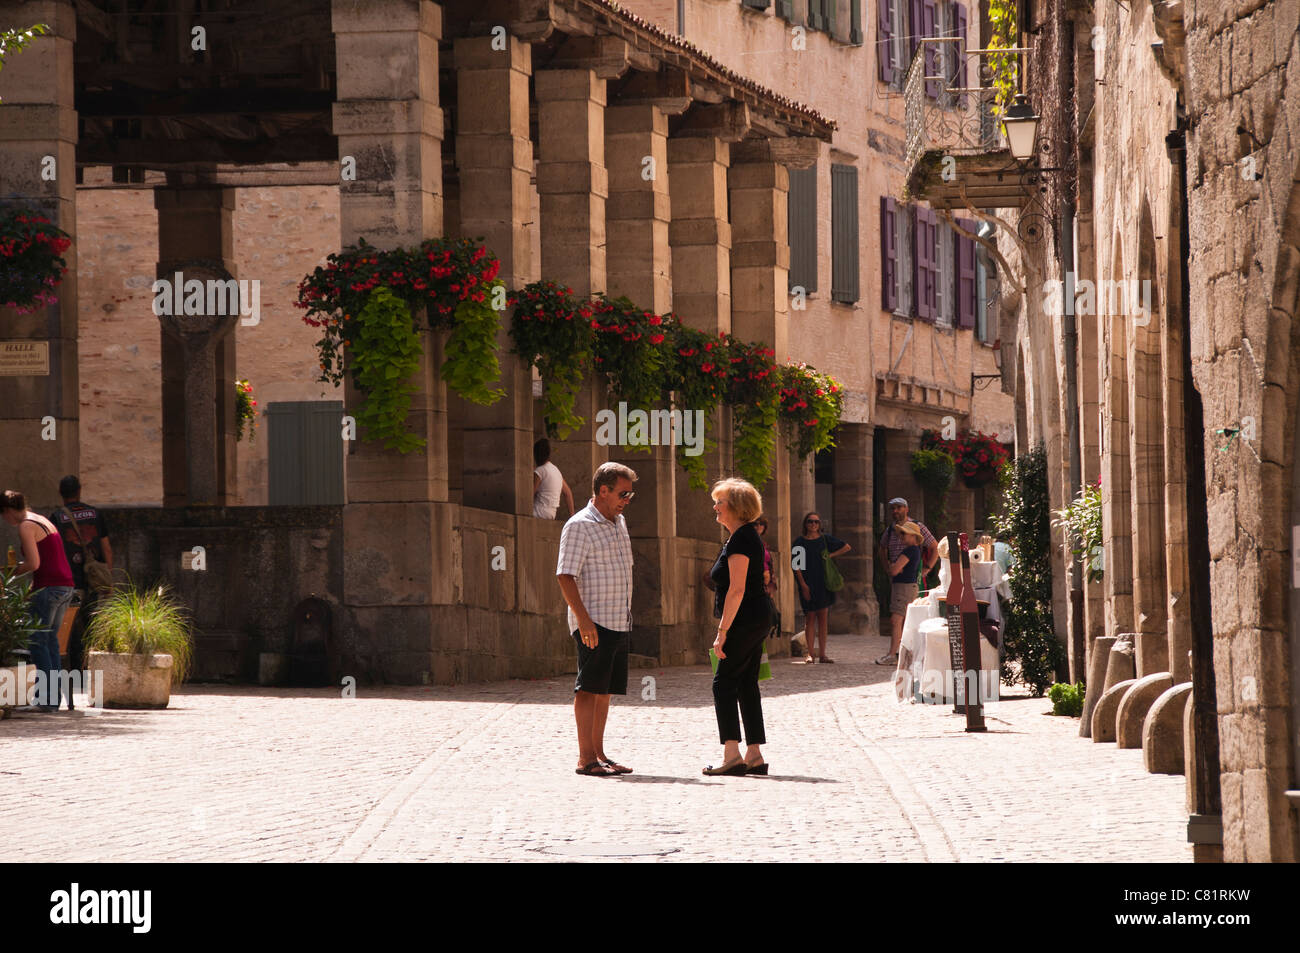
[[712, 620, 768, 745]]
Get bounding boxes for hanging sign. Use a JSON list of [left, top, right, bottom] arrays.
[[0, 341, 49, 376]]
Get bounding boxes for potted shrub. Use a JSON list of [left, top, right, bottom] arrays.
[[84, 582, 194, 709], [0, 569, 39, 715]]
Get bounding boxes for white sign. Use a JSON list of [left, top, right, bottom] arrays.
[[0, 341, 49, 376]]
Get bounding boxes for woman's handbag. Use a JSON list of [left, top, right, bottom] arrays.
[[59, 507, 113, 595], [822, 545, 844, 592]]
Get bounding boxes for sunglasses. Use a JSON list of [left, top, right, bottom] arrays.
[[618, 490, 635, 500], [805, 519, 821, 525]]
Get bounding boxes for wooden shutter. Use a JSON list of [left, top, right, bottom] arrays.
[[788, 165, 818, 294], [922, 0, 939, 99], [914, 207, 936, 321], [909, 0, 924, 62], [878, 0, 895, 83], [831, 164, 859, 303], [268, 401, 346, 505], [956, 218, 976, 329], [953, 3, 969, 107], [777, 0, 795, 18], [881, 196, 897, 311], [826, 0, 838, 37], [742, 0, 773, 10], [850, 0, 863, 44]]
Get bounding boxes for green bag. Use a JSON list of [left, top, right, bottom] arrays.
[[710, 647, 773, 681], [822, 545, 844, 592]]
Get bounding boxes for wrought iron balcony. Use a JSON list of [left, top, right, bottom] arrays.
[[903, 39, 1031, 211]]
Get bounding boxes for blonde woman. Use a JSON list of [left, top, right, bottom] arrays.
[[703, 478, 771, 777]]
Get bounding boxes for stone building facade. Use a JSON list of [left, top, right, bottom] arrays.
[[906, 0, 1299, 861]]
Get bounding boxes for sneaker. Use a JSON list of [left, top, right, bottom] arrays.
[[873, 653, 898, 666]]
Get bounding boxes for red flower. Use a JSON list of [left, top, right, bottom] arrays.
[[649, 333, 664, 344]]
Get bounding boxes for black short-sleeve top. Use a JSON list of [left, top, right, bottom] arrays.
[[710, 522, 769, 629]]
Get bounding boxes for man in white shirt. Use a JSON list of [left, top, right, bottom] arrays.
[[556, 461, 637, 777], [532, 438, 575, 520]]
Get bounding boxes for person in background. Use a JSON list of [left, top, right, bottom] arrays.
[[704, 479, 770, 776], [877, 521, 924, 666], [993, 531, 1016, 576], [2, 490, 75, 712], [792, 512, 850, 664], [50, 474, 112, 690], [533, 438, 575, 521]]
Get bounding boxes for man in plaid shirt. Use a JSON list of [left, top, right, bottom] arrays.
[[556, 461, 638, 777]]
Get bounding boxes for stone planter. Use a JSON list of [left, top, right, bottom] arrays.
[[88, 651, 174, 709], [0, 663, 36, 717]]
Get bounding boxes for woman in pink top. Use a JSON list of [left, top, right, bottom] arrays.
[[2, 489, 75, 711]]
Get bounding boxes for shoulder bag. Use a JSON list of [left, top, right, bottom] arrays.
[[59, 506, 113, 595]]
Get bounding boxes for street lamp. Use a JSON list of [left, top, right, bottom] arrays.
[[1001, 93, 1040, 162]]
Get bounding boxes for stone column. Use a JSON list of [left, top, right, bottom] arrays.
[[333, 0, 454, 683], [668, 134, 733, 543], [604, 101, 678, 649], [535, 67, 609, 499], [729, 141, 793, 633], [454, 34, 535, 515], [0, 0, 78, 509], [154, 188, 239, 506], [833, 422, 878, 635]]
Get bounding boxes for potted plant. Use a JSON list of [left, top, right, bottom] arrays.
[[0, 569, 39, 716], [83, 582, 194, 709]]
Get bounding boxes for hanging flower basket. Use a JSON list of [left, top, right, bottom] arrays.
[[962, 467, 998, 488], [0, 208, 72, 313], [922, 428, 1010, 488]]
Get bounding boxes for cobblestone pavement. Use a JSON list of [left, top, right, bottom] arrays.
[[0, 633, 1190, 862]]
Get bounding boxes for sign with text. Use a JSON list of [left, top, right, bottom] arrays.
[[0, 341, 49, 376]]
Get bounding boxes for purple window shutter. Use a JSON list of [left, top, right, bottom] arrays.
[[909, 0, 924, 63], [882, 197, 897, 311], [914, 207, 934, 321], [954, 3, 969, 107], [957, 219, 975, 329], [878, 0, 895, 84], [922, 0, 938, 99]]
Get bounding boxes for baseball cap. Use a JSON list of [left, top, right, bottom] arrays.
[[888, 497, 908, 507]]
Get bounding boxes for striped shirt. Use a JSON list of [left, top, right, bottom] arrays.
[[882, 519, 936, 562], [556, 500, 634, 633]]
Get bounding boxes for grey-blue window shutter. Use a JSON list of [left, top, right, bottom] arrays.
[[788, 165, 818, 294], [268, 401, 345, 505], [831, 163, 859, 303]]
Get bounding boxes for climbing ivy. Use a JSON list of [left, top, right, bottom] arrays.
[[349, 287, 425, 454], [988, 0, 1019, 117]]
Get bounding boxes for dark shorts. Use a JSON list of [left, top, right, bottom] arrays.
[[572, 624, 630, 696]]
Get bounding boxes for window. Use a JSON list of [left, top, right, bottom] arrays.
[[808, 0, 834, 31], [788, 165, 818, 294], [955, 217, 977, 330], [831, 163, 859, 303], [936, 219, 955, 327], [881, 197, 916, 316], [879, 0, 968, 98]]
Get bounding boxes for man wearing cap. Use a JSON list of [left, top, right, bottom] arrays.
[[876, 498, 937, 665]]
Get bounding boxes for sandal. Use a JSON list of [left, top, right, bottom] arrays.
[[600, 759, 633, 775], [802, 654, 816, 664], [702, 759, 748, 777], [874, 653, 898, 666], [818, 657, 835, 664], [575, 761, 617, 777], [744, 761, 769, 776]]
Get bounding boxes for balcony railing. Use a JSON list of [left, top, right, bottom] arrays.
[[903, 39, 1032, 210]]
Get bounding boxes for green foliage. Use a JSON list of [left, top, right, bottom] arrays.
[[591, 295, 674, 414], [1053, 478, 1103, 583], [350, 287, 425, 453], [725, 339, 781, 488], [993, 444, 1062, 696], [0, 570, 39, 667], [911, 447, 955, 530], [83, 581, 195, 684], [666, 325, 729, 489], [235, 379, 257, 443], [778, 362, 844, 459], [442, 297, 505, 406], [1048, 680, 1085, 717], [509, 280, 593, 439], [988, 0, 1019, 118]]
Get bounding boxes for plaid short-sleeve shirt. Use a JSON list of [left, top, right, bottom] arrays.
[[883, 519, 936, 562], [556, 500, 634, 633]]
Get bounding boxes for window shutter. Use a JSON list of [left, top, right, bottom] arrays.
[[742, 0, 773, 10], [808, 0, 823, 29], [268, 400, 346, 505], [954, 2, 969, 107], [878, 0, 895, 83], [826, 0, 838, 37], [922, 0, 939, 99], [831, 164, 859, 303], [914, 207, 936, 321], [788, 165, 818, 294], [850, 0, 863, 43], [881, 196, 897, 311], [957, 218, 976, 329], [909, 0, 924, 63], [777, 0, 795, 18]]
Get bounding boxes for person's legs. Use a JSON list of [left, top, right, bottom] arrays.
[[28, 587, 70, 710], [891, 608, 905, 654], [712, 659, 744, 763], [815, 608, 831, 659], [732, 631, 766, 762], [574, 691, 600, 767], [592, 693, 610, 757]]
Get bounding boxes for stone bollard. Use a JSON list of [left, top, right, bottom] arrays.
[[1091, 677, 1137, 743], [1079, 635, 1116, 738], [1143, 681, 1193, 774], [1116, 672, 1174, 748], [1103, 635, 1136, 694]]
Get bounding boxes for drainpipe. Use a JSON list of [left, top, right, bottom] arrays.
[[1167, 123, 1222, 858], [677, 0, 685, 35], [1062, 207, 1084, 683]]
